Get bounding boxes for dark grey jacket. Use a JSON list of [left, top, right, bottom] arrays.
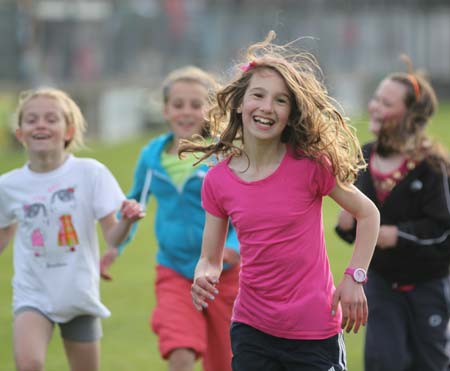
[[336, 142, 450, 285]]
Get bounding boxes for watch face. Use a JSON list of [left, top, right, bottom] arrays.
[[354, 268, 367, 283]]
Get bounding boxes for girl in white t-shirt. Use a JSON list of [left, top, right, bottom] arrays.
[[181, 31, 380, 370], [0, 88, 144, 371]]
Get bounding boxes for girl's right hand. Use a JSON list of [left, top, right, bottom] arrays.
[[100, 246, 119, 281], [191, 258, 222, 311], [337, 209, 355, 231]]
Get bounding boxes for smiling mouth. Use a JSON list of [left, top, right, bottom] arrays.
[[178, 121, 196, 129], [254, 116, 274, 126]]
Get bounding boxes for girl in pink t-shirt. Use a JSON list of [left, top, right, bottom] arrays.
[[181, 31, 380, 370]]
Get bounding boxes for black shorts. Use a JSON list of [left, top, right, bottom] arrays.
[[230, 322, 347, 371]]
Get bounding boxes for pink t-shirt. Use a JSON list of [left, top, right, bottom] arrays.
[[202, 148, 342, 339]]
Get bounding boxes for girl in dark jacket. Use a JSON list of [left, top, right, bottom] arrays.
[[336, 56, 450, 371]]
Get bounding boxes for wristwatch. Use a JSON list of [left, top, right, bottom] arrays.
[[344, 267, 368, 284]]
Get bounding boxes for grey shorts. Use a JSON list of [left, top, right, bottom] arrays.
[[14, 306, 102, 342]]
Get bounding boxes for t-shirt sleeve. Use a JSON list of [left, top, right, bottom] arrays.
[[201, 170, 228, 219], [0, 183, 14, 227], [313, 158, 336, 196], [92, 163, 126, 220]]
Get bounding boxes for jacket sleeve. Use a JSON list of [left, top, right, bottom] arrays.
[[335, 224, 357, 244], [118, 148, 153, 254], [396, 163, 450, 251]]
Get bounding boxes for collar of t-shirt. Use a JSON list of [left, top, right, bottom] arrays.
[[161, 149, 199, 187]]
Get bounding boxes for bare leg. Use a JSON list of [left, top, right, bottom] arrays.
[[63, 339, 100, 371], [13, 310, 53, 371], [168, 348, 196, 371]]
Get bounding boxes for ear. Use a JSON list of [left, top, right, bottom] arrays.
[[162, 104, 170, 121], [15, 128, 24, 144], [64, 124, 75, 142], [236, 105, 242, 114]]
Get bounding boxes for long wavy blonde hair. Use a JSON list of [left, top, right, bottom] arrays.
[[180, 31, 365, 186]]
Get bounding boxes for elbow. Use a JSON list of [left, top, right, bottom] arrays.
[[355, 199, 380, 225], [368, 203, 380, 231], [372, 204, 381, 225]]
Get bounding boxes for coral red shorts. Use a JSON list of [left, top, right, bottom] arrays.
[[151, 264, 239, 371]]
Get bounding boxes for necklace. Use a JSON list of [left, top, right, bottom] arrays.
[[370, 153, 416, 203]]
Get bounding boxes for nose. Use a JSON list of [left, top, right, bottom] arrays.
[[368, 98, 377, 114], [35, 117, 49, 128], [181, 105, 197, 117], [260, 97, 274, 113]]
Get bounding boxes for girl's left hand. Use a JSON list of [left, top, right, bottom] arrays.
[[337, 209, 355, 231], [120, 200, 145, 222], [331, 276, 368, 333]]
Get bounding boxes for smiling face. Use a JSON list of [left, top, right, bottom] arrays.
[[239, 68, 292, 144], [163, 80, 209, 142], [368, 78, 408, 136], [16, 95, 74, 158]]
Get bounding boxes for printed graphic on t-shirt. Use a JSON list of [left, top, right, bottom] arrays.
[[23, 202, 49, 258], [51, 187, 79, 252], [21, 186, 79, 268]]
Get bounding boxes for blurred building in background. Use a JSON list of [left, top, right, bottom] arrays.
[[0, 0, 449, 143]]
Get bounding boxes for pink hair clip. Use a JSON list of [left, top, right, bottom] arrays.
[[240, 61, 257, 73]]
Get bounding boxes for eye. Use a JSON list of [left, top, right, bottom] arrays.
[[23, 118, 36, 124], [276, 97, 289, 104], [191, 101, 204, 110], [22, 115, 37, 124], [46, 114, 60, 123], [380, 99, 392, 108]]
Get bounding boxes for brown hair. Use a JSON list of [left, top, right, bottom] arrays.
[[376, 55, 449, 170], [180, 31, 365, 187]]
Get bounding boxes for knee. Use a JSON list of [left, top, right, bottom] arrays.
[[168, 348, 196, 371], [15, 354, 45, 371]]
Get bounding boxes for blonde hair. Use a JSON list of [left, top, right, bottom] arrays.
[[15, 87, 87, 152], [162, 66, 218, 103], [180, 31, 365, 186], [162, 66, 219, 138]]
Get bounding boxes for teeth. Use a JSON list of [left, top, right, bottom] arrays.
[[254, 116, 274, 125], [33, 135, 50, 139]]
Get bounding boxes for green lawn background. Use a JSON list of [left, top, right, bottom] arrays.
[[0, 105, 449, 370]]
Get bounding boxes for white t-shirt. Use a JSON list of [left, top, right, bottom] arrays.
[[0, 155, 125, 322]]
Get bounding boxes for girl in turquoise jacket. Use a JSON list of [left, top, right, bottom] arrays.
[[101, 66, 240, 371]]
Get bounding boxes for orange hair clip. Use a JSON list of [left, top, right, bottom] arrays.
[[407, 74, 420, 100]]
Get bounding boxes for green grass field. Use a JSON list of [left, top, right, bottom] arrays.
[[0, 105, 449, 371]]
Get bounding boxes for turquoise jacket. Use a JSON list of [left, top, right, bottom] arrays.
[[120, 132, 239, 279]]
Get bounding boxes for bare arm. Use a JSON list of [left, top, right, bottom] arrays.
[[191, 212, 229, 311], [331, 184, 379, 269], [329, 184, 380, 333], [99, 200, 145, 247], [0, 224, 16, 254]]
